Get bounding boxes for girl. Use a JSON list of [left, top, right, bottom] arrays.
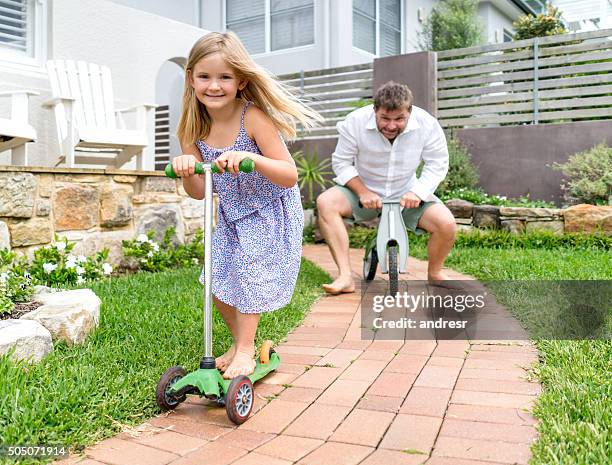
[[172, 32, 322, 380]]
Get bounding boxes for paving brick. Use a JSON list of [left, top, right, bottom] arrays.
[[414, 365, 461, 389], [468, 350, 537, 363], [386, 354, 429, 374], [445, 404, 537, 426], [398, 340, 436, 356], [459, 367, 529, 381], [259, 371, 300, 385], [463, 358, 532, 371], [316, 379, 370, 407], [400, 387, 452, 417], [239, 400, 309, 434], [451, 390, 536, 410], [329, 408, 395, 447], [86, 438, 178, 465], [229, 452, 292, 465], [425, 457, 507, 465], [147, 416, 232, 441], [279, 353, 322, 365], [368, 340, 405, 351], [360, 449, 429, 465], [276, 386, 323, 403], [169, 403, 236, 428], [277, 339, 338, 348], [379, 414, 442, 453], [133, 430, 207, 456], [439, 419, 538, 444], [275, 345, 332, 357], [336, 340, 372, 350], [296, 442, 373, 465], [432, 436, 531, 464], [254, 435, 323, 462], [427, 356, 464, 369], [169, 441, 247, 465], [359, 350, 397, 361], [339, 359, 388, 382], [470, 343, 536, 354], [431, 341, 470, 358], [283, 403, 351, 439], [315, 348, 362, 368], [214, 429, 275, 451], [357, 395, 403, 413], [455, 378, 541, 395], [367, 372, 417, 397], [275, 362, 312, 374], [292, 366, 343, 389]]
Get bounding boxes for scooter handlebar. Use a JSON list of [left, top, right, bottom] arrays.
[[165, 158, 255, 178]]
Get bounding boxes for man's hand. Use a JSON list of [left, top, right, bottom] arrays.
[[359, 191, 382, 209], [400, 191, 422, 209]]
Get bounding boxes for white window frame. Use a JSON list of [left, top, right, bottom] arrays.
[[353, 0, 405, 57], [223, 0, 316, 56], [0, 0, 48, 74]]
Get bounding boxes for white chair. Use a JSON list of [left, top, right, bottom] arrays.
[[43, 60, 157, 169], [0, 90, 38, 165]]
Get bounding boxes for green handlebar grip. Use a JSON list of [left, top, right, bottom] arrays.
[[165, 158, 255, 178]]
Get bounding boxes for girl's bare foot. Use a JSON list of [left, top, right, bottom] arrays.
[[322, 275, 355, 295], [215, 343, 236, 372], [223, 349, 256, 379]]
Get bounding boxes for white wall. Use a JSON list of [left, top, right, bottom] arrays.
[[479, 1, 517, 44]]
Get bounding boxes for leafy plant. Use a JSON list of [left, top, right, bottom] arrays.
[[419, 0, 483, 51], [436, 138, 480, 193], [294, 150, 334, 208], [553, 143, 612, 205], [438, 187, 555, 208], [512, 3, 566, 40]]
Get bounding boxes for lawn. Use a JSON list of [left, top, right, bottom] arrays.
[[0, 258, 329, 464]]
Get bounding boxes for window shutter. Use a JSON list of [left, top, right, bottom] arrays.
[[271, 0, 314, 51], [226, 0, 265, 54], [380, 0, 400, 56], [0, 0, 28, 53]]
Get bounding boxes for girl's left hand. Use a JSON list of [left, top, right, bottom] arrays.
[[215, 151, 254, 174]]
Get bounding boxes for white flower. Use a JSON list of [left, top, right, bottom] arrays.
[[76, 276, 85, 285], [147, 251, 154, 258], [65, 255, 77, 269], [500, 196, 507, 201], [43, 263, 58, 274], [76, 266, 85, 275], [0, 272, 9, 283], [102, 263, 113, 275], [55, 242, 67, 252], [24, 272, 31, 279], [136, 234, 148, 243], [191, 258, 199, 265], [77, 255, 87, 264], [151, 242, 159, 252]]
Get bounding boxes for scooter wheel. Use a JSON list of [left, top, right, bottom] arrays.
[[388, 245, 398, 296], [226, 375, 254, 424], [259, 340, 275, 364], [363, 247, 378, 281], [156, 365, 187, 410]]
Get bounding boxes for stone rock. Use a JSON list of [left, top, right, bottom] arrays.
[[21, 303, 97, 346], [71, 230, 133, 265], [0, 221, 10, 250], [31, 285, 60, 301], [0, 319, 53, 363], [472, 205, 500, 229], [53, 183, 100, 231], [33, 288, 101, 326], [143, 176, 176, 193], [133, 193, 182, 204], [499, 207, 563, 219], [135, 204, 185, 245], [8, 218, 52, 247], [100, 183, 133, 227], [184, 219, 203, 236], [304, 208, 316, 228], [564, 204, 612, 234], [36, 199, 50, 217], [0, 172, 36, 217], [455, 218, 472, 225], [113, 175, 138, 183], [445, 199, 474, 219], [55, 174, 105, 183], [526, 220, 564, 234], [38, 174, 54, 198], [181, 197, 205, 219], [501, 219, 525, 234], [457, 224, 474, 233]]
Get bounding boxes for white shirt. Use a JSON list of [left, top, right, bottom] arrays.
[[332, 104, 449, 202]]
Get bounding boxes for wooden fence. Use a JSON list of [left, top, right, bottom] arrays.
[[437, 28, 612, 128], [278, 63, 373, 139]]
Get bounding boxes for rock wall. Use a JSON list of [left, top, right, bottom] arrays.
[[0, 166, 211, 264]]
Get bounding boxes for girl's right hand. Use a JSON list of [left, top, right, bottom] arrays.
[[171, 155, 199, 178]]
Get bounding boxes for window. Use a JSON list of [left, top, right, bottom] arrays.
[[353, 0, 402, 56], [0, 0, 47, 67], [225, 0, 314, 54], [503, 29, 513, 42]]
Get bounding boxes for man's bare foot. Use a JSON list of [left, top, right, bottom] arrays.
[[215, 343, 236, 372], [223, 349, 256, 379], [322, 276, 355, 295], [428, 271, 450, 281]]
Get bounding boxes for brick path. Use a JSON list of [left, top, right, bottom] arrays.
[[57, 244, 541, 465]]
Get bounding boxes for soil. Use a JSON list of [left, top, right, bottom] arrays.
[[0, 301, 43, 321]]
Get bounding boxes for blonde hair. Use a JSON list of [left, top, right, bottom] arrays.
[[177, 31, 323, 145]]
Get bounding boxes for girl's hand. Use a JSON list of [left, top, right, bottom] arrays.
[[215, 151, 255, 174], [172, 154, 199, 178]]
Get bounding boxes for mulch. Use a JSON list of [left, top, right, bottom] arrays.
[[0, 301, 43, 321]]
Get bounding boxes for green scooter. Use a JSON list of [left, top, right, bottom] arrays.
[[155, 159, 280, 425]]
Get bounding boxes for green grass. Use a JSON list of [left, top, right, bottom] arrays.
[[0, 258, 329, 463], [407, 238, 612, 465]]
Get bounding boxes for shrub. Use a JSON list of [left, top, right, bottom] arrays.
[[553, 143, 612, 205], [419, 0, 483, 51], [436, 138, 480, 193], [512, 4, 566, 40], [438, 187, 555, 208], [294, 150, 334, 209]]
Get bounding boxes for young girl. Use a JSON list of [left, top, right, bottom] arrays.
[[172, 32, 322, 380]]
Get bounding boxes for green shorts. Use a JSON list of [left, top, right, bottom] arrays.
[[332, 184, 439, 235]]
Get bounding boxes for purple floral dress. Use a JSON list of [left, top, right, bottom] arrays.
[[197, 101, 304, 314]]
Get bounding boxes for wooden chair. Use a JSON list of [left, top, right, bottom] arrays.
[[0, 90, 38, 165], [43, 60, 156, 169]]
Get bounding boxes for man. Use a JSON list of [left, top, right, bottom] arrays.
[[316, 81, 457, 294]]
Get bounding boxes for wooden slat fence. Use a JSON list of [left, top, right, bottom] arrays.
[[436, 28, 612, 128], [277, 62, 373, 139]]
